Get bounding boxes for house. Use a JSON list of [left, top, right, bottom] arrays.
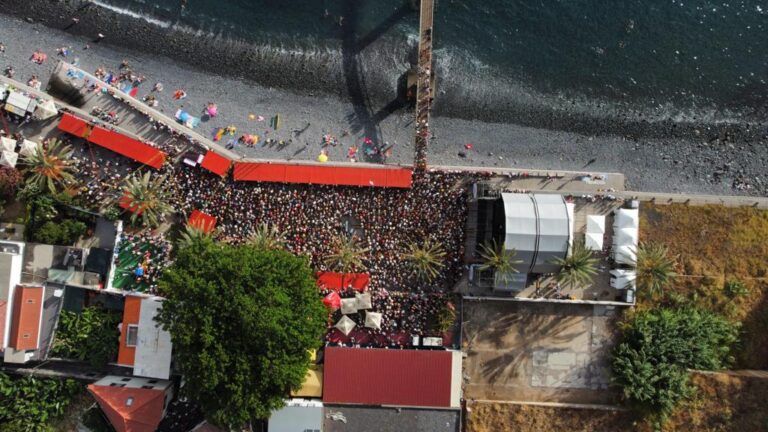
[[117, 295, 173, 380], [2, 284, 45, 363], [88, 375, 174, 432], [322, 347, 462, 409], [269, 399, 323, 432]]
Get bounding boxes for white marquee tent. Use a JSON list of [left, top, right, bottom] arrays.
[[0, 137, 16, 153], [364, 311, 382, 329], [335, 315, 356, 336], [19, 140, 37, 157], [585, 214, 606, 251], [612, 208, 639, 265], [0, 151, 18, 168], [355, 292, 372, 310], [340, 298, 358, 315]]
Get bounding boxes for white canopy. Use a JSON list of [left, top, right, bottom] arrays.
[[340, 298, 358, 315], [364, 311, 382, 329], [614, 208, 639, 229], [613, 227, 639, 246], [355, 292, 372, 310], [19, 140, 37, 157], [33, 100, 58, 120], [610, 269, 637, 289], [586, 215, 606, 233], [0, 151, 18, 168], [585, 232, 604, 251], [0, 137, 15, 153], [335, 315, 356, 335], [614, 244, 637, 265]]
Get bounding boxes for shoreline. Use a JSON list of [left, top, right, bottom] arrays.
[[0, 13, 766, 196], [3, 0, 767, 141]]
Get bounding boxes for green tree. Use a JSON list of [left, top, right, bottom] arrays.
[[551, 240, 598, 289], [478, 240, 522, 285], [121, 172, 173, 227], [33, 220, 88, 245], [404, 239, 446, 282], [611, 308, 739, 417], [635, 242, 677, 297], [156, 237, 327, 428], [51, 307, 122, 367], [0, 372, 82, 432], [20, 139, 74, 194], [246, 222, 285, 250], [324, 235, 368, 274]]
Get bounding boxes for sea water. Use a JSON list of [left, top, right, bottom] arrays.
[[92, 0, 768, 124]]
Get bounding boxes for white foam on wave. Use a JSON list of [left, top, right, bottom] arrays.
[[89, 0, 172, 28]]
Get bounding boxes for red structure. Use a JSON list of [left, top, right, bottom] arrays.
[[8, 285, 43, 351], [57, 113, 166, 169], [200, 150, 231, 177], [187, 210, 217, 233], [88, 385, 167, 432], [233, 162, 412, 188], [323, 347, 459, 408], [316, 272, 369, 292]]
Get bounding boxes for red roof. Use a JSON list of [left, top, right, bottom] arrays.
[[9, 285, 43, 351], [0, 300, 7, 350], [88, 384, 166, 432], [233, 162, 412, 188], [57, 113, 166, 169], [316, 272, 369, 292], [200, 151, 231, 177], [188, 210, 217, 233], [323, 347, 455, 408]]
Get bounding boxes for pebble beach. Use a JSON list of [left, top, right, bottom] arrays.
[[1, 6, 766, 196]]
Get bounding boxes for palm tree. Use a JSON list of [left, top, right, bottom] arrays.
[[478, 240, 523, 285], [551, 240, 599, 290], [324, 235, 369, 274], [404, 239, 446, 282], [21, 139, 74, 193], [178, 223, 214, 248], [121, 172, 173, 227], [246, 223, 285, 250], [635, 242, 677, 297]]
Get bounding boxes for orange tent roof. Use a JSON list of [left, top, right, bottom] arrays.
[[88, 384, 166, 432], [232, 162, 413, 188], [200, 151, 231, 177], [188, 210, 217, 233]]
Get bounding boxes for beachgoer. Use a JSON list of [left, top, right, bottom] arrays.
[[173, 89, 187, 100], [152, 82, 163, 92], [0, 43, 5, 53], [3, 66, 13, 78]]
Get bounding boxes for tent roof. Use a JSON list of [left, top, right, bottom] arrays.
[[586, 215, 606, 233], [585, 232, 604, 251], [187, 210, 217, 234], [355, 292, 372, 310], [615, 208, 639, 229], [613, 245, 637, 265], [199, 150, 231, 177], [364, 311, 382, 329], [335, 315, 356, 335], [88, 384, 166, 432], [340, 298, 358, 315], [531, 194, 570, 273], [19, 140, 37, 157], [0, 137, 16, 153], [0, 151, 18, 168], [501, 193, 537, 272]]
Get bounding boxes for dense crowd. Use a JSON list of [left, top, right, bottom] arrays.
[[113, 231, 172, 294], [172, 166, 472, 339]]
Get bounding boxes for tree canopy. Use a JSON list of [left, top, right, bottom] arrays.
[[611, 307, 739, 417], [156, 238, 327, 428]]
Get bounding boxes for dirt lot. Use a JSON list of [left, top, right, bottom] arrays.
[[462, 300, 620, 404], [639, 204, 768, 368], [466, 371, 768, 432]]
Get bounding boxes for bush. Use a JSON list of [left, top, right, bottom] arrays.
[[0, 167, 23, 198], [0, 372, 82, 432], [611, 308, 739, 417], [103, 206, 121, 221], [724, 279, 749, 298], [51, 307, 122, 367], [33, 220, 88, 245]]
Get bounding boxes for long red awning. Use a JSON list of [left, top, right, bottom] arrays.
[[199, 150, 231, 177], [57, 113, 166, 169], [233, 162, 412, 188]]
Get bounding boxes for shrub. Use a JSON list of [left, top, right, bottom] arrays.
[[103, 206, 121, 221], [33, 220, 88, 245], [0, 167, 23, 198], [0, 372, 82, 431], [724, 279, 749, 298], [51, 307, 122, 367], [611, 308, 739, 417]]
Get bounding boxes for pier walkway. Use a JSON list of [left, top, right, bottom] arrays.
[[414, 0, 435, 169]]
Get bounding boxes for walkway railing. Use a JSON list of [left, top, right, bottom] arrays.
[[414, 0, 435, 170]]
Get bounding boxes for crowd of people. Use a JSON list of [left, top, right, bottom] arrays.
[[113, 231, 172, 294], [172, 166, 473, 341]]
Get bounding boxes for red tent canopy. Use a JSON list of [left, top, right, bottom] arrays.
[[233, 162, 412, 188], [322, 292, 341, 310], [188, 210, 217, 233], [118, 193, 143, 214], [57, 113, 166, 169], [200, 150, 231, 177], [316, 272, 369, 292]]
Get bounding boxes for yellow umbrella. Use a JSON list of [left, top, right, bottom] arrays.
[[317, 153, 328, 163]]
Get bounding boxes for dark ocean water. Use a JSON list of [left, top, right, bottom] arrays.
[[95, 0, 768, 123]]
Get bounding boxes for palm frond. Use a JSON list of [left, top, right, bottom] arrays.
[[404, 239, 446, 282], [551, 240, 599, 289], [121, 172, 173, 227], [635, 242, 677, 297], [478, 240, 522, 284], [324, 235, 369, 273], [246, 223, 285, 250], [21, 138, 75, 194]]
